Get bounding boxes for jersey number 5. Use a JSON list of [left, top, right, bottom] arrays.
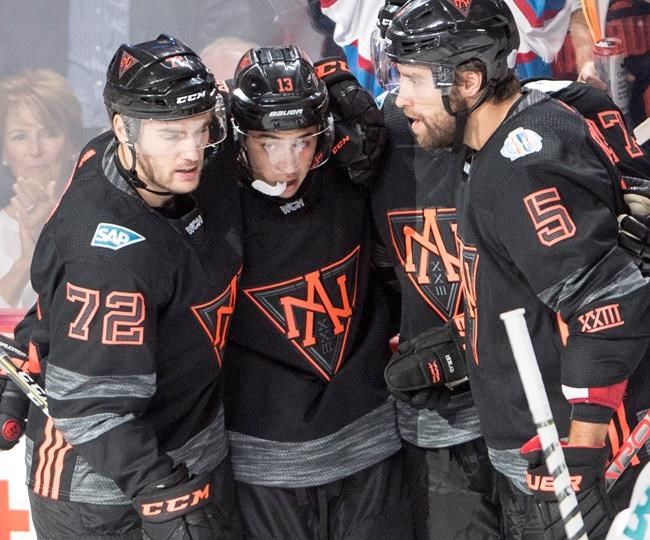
[[66, 283, 145, 345], [523, 187, 576, 247]]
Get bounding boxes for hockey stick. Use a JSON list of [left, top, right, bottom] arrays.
[[605, 411, 650, 491], [0, 346, 49, 416], [500, 308, 588, 540]]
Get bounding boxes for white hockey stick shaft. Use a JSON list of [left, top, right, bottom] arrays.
[[0, 346, 49, 416], [500, 308, 588, 540]]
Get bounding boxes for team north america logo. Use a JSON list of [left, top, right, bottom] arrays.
[[244, 247, 360, 381], [192, 273, 239, 367], [388, 208, 463, 321]]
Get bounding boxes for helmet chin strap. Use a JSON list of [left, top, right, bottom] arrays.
[[121, 144, 172, 197], [251, 179, 287, 197], [442, 81, 495, 153]]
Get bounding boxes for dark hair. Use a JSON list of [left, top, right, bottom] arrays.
[[455, 59, 520, 103]]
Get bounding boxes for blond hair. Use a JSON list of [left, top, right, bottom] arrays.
[[0, 69, 83, 153]]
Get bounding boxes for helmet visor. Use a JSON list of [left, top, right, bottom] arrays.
[[234, 119, 334, 178], [127, 99, 227, 157], [371, 28, 397, 90], [377, 50, 455, 95]]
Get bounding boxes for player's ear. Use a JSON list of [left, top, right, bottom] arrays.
[[455, 69, 483, 100], [112, 114, 129, 145]]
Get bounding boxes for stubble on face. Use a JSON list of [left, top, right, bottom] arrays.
[[136, 152, 203, 196], [414, 88, 465, 150]]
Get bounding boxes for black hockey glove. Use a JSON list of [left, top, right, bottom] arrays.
[[384, 322, 468, 410], [618, 214, 650, 275], [0, 336, 30, 450], [134, 465, 220, 540], [521, 436, 615, 540], [313, 57, 388, 188]]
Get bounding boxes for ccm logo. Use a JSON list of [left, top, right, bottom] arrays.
[[269, 109, 303, 117], [140, 483, 210, 517], [332, 135, 350, 155], [176, 91, 206, 104]]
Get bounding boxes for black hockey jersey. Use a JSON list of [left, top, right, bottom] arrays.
[[221, 163, 401, 488], [370, 93, 482, 449], [524, 80, 650, 179], [456, 89, 650, 487], [24, 132, 242, 505]]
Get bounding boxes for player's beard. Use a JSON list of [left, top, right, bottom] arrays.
[[417, 89, 466, 150]]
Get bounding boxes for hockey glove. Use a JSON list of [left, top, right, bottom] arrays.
[[618, 214, 650, 275], [313, 57, 388, 188], [134, 465, 220, 540], [521, 436, 615, 540], [622, 175, 650, 217], [384, 322, 468, 410], [0, 336, 30, 450]]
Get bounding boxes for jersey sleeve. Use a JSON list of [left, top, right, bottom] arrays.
[[492, 135, 650, 419], [44, 258, 173, 499]]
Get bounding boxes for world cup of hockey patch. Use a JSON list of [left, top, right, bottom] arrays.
[[91, 223, 146, 251], [500, 127, 543, 161]]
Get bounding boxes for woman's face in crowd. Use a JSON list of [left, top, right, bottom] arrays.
[[2, 103, 71, 185]]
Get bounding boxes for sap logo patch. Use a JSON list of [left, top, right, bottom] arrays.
[[91, 223, 145, 251], [500, 127, 543, 161]]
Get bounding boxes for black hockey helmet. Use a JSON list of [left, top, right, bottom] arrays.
[[104, 33, 220, 121], [377, 0, 410, 39], [103, 34, 227, 196], [383, 0, 520, 92], [230, 45, 331, 132], [230, 46, 335, 197]]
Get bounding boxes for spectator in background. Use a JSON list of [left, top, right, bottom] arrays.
[[0, 69, 82, 308], [570, 0, 650, 140], [200, 37, 259, 80], [0, 0, 240, 133], [319, 0, 576, 92]]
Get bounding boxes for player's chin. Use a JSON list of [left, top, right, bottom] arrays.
[[174, 168, 201, 186], [279, 179, 301, 198]]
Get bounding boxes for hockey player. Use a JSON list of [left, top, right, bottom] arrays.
[[369, 3, 503, 539], [382, 0, 650, 538], [220, 45, 413, 539], [14, 34, 243, 539]]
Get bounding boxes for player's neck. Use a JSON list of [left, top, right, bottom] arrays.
[[464, 93, 521, 151]]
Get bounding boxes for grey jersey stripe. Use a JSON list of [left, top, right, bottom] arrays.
[[488, 446, 531, 495], [169, 407, 227, 476], [396, 391, 482, 448], [46, 364, 155, 401], [228, 400, 401, 488], [53, 412, 135, 445], [539, 252, 648, 311]]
